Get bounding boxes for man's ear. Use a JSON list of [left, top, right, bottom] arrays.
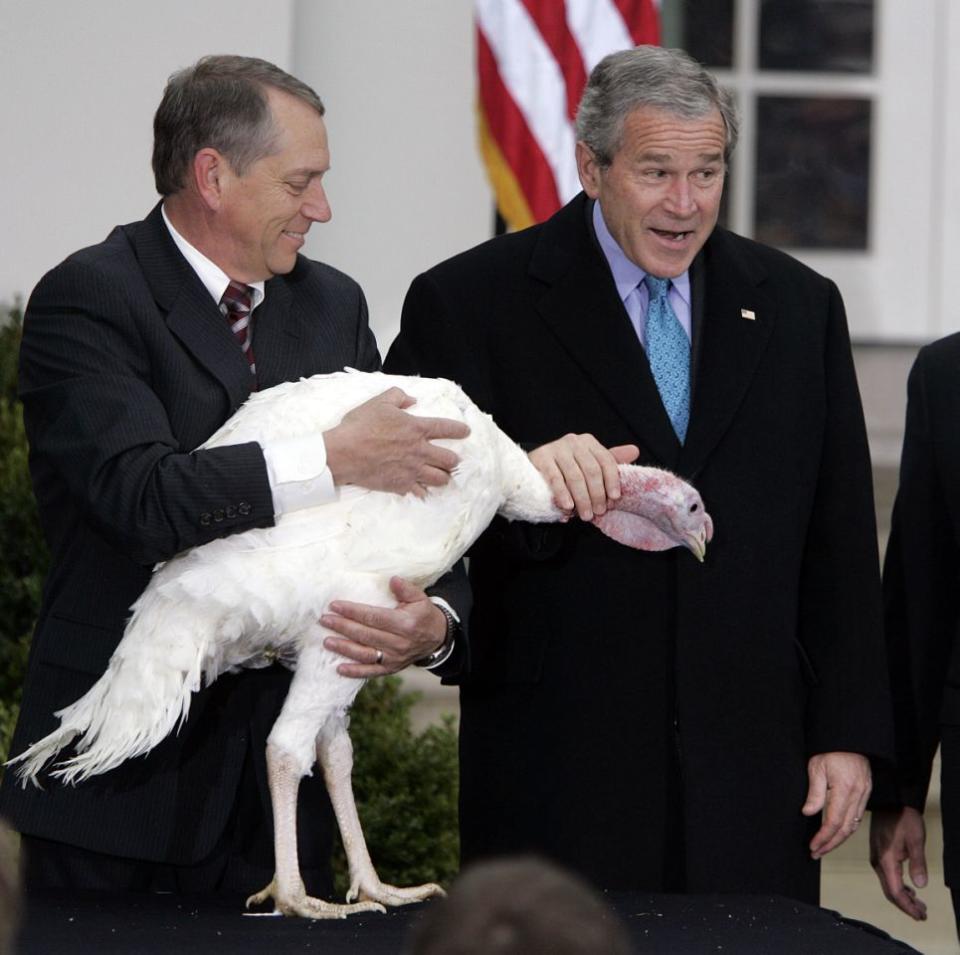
[[576, 141, 602, 198], [193, 148, 226, 211]]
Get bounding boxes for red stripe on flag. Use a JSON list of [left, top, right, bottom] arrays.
[[520, 0, 588, 121], [612, 0, 660, 45], [477, 26, 562, 222]]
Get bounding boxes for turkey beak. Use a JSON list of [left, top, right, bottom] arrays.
[[685, 527, 708, 563]]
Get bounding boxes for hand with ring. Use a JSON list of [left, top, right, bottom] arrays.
[[321, 576, 449, 678]]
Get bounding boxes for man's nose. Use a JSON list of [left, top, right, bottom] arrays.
[[664, 177, 695, 215], [302, 181, 332, 223]]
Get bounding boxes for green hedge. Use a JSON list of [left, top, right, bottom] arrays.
[[0, 305, 47, 765], [0, 302, 459, 889], [335, 677, 459, 893]]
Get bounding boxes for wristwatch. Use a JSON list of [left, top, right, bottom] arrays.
[[415, 600, 460, 668]]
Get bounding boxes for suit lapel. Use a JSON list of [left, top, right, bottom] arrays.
[[532, 197, 682, 467], [680, 229, 775, 476], [134, 204, 254, 410]]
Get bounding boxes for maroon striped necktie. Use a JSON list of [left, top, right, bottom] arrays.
[[219, 281, 256, 380]]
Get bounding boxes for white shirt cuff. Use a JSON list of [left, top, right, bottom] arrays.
[[261, 434, 337, 515]]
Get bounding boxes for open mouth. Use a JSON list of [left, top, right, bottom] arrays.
[[651, 228, 693, 243]]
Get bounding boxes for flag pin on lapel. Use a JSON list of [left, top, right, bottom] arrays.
[[740, 308, 756, 321]]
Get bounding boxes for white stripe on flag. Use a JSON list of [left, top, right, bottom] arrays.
[[565, 0, 636, 73], [476, 0, 582, 203]]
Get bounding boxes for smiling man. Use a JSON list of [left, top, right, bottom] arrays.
[[373, 46, 894, 903], [0, 54, 467, 897]]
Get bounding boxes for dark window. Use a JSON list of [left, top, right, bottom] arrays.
[[759, 0, 875, 73], [669, 0, 735, 68], [754, 96, 871, 249]]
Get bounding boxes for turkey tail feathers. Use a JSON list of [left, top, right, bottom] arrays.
[[6, 676, 113, 786], [6, 600, 205, 787]]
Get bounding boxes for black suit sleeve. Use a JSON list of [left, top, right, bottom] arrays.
[[879, 348, 960, 809], [20, 258, 275, 566], [351, 287, 381, 374]]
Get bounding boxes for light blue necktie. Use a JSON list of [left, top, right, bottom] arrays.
[[643, 275, 690, 442]]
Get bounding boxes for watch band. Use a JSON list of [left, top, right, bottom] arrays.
[[415, 601, 459, 668]]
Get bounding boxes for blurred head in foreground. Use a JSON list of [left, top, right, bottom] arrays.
[[407, 856, 632, 955]]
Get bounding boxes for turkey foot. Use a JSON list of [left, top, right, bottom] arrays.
[[245, 878, 386, 919], [350, 878, 446, 907]]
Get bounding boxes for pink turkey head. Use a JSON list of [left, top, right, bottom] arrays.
[[592, 465, 713, 560]]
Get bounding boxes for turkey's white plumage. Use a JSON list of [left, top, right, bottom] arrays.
[[7, 369, 713, 917]]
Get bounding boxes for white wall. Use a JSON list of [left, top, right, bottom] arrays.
[[291, 0, 489, 348], [937, 0, 960, 338], [0, 0, 293, 307], [0, 0, 488, 352]]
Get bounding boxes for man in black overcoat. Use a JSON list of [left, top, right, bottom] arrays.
[[870, 333, 960, 936], [330, 46, 894, 904], [0, 54, 465, 895]]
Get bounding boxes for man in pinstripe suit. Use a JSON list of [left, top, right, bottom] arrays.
[[0, 55, 465, 896]]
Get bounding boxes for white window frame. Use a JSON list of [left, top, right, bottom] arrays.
[[668, 0, 959, 342]]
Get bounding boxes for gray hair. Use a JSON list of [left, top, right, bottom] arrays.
[[152, 54, 325, 197], [575, 45, 739, 166]]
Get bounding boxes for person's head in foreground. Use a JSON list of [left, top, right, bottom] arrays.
[[407, 856, 633, 955]]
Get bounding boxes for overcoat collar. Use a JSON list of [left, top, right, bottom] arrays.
[[529, 194, 774, 475], [131, 203, 299, 405], [680, 227, 775, 477]]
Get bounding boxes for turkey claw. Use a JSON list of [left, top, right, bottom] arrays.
[[353, 881, 446, 907], [245, 879, 386, 919]]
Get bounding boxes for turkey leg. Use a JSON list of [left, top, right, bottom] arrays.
[[316, 712, 445, 907], [245, 741, 385, 918]]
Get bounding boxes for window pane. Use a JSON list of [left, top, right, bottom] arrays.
[[759, 0, 875, 73], [666, 0, 734, 69], [754, 96, 871, 249]]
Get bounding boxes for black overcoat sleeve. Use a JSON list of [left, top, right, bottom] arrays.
[[878, 345, 960, 809], [795, 280, 891, 760]]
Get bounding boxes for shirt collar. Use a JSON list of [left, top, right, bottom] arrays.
[[592, 199, 690, 308], [161, 204, 265, 311]]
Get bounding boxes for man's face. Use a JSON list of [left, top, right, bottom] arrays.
[[217, 89, 332, 282], [577, 105, 727, 278]]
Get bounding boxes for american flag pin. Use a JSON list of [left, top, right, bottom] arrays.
[[740, 308, 756, 321]]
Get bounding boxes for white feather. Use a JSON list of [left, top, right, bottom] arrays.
[[8, 371, 562, 785]]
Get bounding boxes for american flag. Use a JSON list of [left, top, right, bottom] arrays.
[[477, 0, 660, 231]]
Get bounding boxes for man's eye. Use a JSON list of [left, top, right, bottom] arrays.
[[287, 182, 308, 194]]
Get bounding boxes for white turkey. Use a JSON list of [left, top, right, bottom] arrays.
[[7, 369, 713, 919]]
